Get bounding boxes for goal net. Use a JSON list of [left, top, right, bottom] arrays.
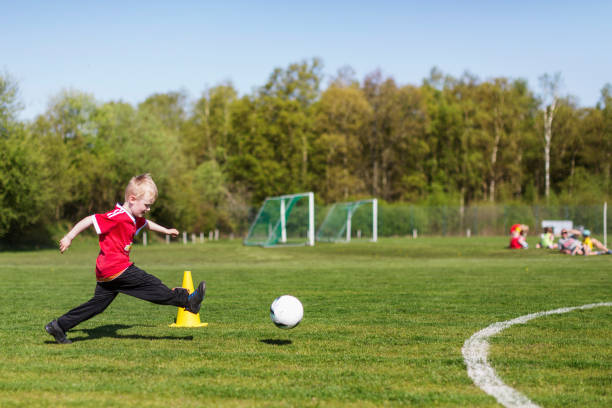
[[244, 192, 315, 247], [316, 199, 378, 243]]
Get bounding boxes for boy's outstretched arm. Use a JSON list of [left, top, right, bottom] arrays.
[[60, 216, 94, 253], [147, 220, 179, 237]]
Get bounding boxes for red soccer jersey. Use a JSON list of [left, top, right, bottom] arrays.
[[91, 204, 147, 281]]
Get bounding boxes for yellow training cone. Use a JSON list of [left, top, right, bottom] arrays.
[[169, 270, 208, 328]]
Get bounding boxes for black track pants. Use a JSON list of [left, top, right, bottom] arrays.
[[57, 264, 189, 331]]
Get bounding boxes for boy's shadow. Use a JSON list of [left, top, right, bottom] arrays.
[[46, 324, 193, 343], [260, 339, 292, 346]]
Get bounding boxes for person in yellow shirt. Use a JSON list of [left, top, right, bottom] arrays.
[[581, 230, 612, 255]]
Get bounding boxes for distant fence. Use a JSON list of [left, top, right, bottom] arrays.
[[260, 203, 610, 238], [374, 203, 610, 237]]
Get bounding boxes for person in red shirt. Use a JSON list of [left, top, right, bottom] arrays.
[[45, 174, 205, 344], [509, 224, 529, 249], [509, 231, 528, 249], [509, 223, 529, 238]]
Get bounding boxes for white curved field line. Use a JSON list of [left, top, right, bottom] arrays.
[[462, 302, 612, 408]]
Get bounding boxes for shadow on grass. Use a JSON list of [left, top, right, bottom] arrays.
[[260, 339, 292, 346], [45, 324, 193, 343]]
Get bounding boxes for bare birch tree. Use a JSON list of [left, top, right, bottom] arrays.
[[539, 73, 562, 199]]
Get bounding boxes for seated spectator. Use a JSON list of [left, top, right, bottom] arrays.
[[558, 229, 584, 255], [509, 229, 528, 249], [510, 224, 529, 238], [536, 226, 558, 249], [581, 229, 612, 255]]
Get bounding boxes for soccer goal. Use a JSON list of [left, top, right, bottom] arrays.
[[316, 199, 378, 243], [244, 192, 315, 247]]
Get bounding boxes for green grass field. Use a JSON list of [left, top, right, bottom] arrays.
[[0, 237, 610, 407]]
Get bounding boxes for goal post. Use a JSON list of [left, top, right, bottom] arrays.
[[317, 199, 378, 243], [244, 192, 315, 247]]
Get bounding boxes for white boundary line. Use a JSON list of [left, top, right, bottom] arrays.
[[462, 302, 612, 408]]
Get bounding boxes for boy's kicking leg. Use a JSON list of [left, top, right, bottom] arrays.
[[110, 265, 206, 314]]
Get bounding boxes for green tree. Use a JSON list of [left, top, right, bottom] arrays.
[[585, 85, 612, 195], [0, 72, 22, 136], [138, 91, 187, 133], [0, 75, 52, 243], [184, 83, 237, 165], [362, 71, 429, 201], [88, 101, 140, 207], [549, 98, 585, 199], [224, 95, 284, 203], [313, 84, 372, 201], [129, 101, 189, 229], [422, 71, 478, 205], [261, 58, 323, 107], [30, 90, 98, 220], [172, 160, 229, 233], [473, 77, 537, 202], [260, 58, 322, 189], [226, 59, 323, 204]]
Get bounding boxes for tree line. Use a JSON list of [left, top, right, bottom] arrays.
[[1, 58, 610, 244]]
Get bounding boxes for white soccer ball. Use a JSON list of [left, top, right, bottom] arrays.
[[270, 295, 303, 329]]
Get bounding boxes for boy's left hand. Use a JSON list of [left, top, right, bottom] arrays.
[[167, 228, 179, 237], [59, 236, 72, 253]]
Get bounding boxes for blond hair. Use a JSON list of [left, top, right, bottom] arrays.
[[125, 173, 158, 202]]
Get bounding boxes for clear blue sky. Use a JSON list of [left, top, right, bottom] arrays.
[[2, 0, 611, 120]]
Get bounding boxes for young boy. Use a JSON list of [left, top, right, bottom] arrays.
[[45, 174, 205, 344]]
